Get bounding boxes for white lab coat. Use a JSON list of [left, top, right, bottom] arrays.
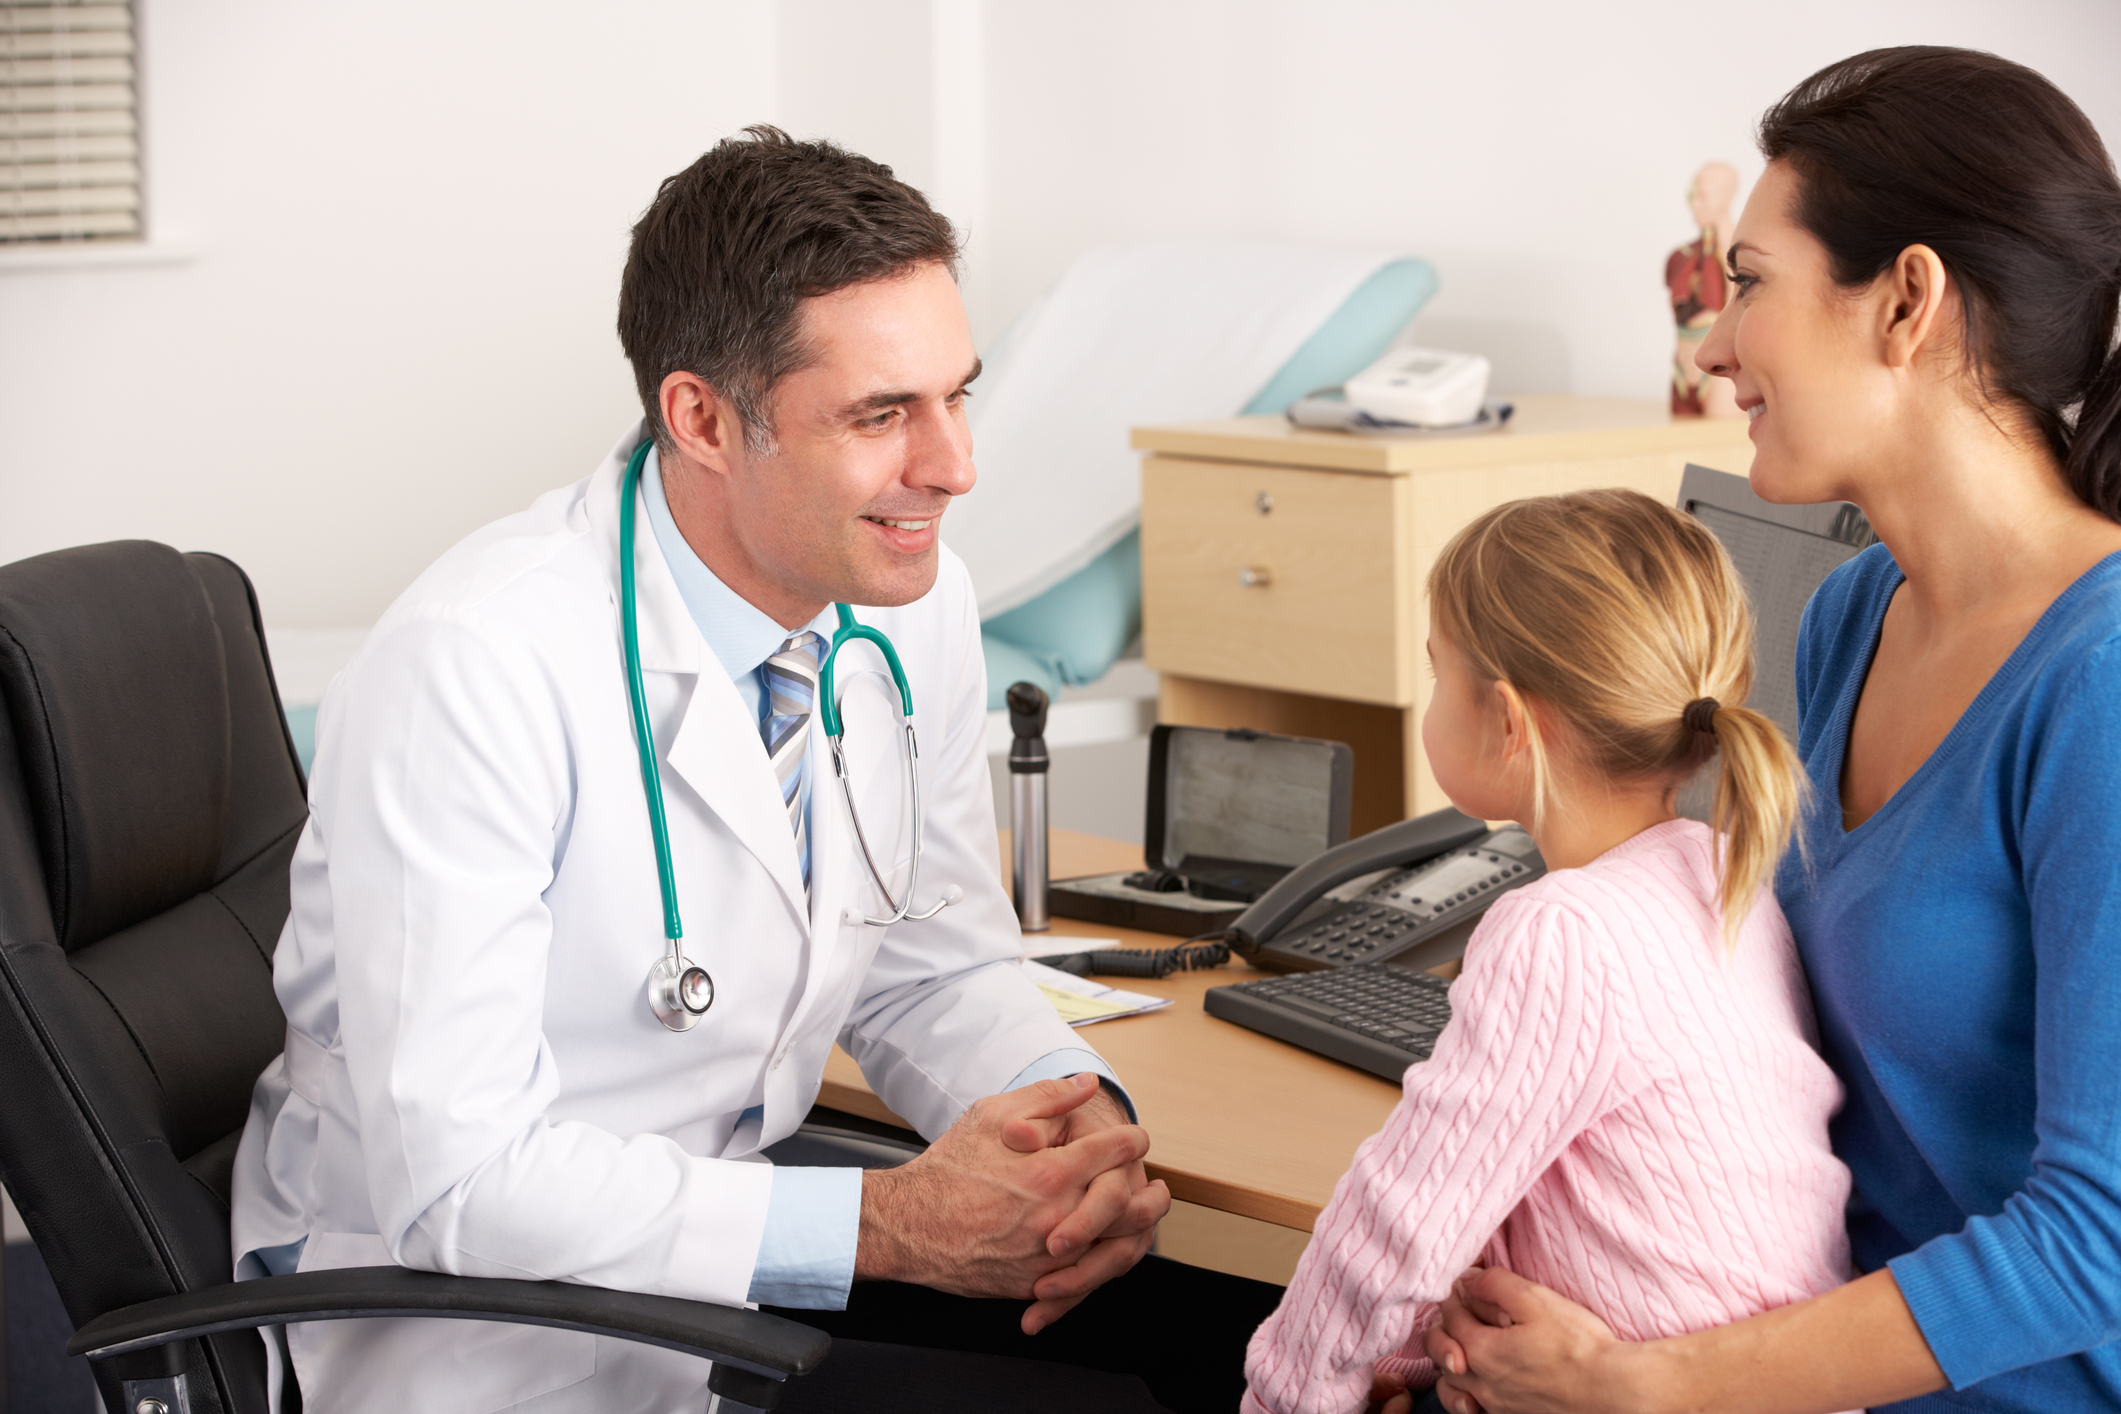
[[230, 424, 1093, 1414]]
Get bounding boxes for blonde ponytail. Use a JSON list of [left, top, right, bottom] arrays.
[[1694, 702, 1807, 943], [1427, 489, 1809, 947]]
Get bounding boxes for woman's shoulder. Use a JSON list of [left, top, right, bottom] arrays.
[[1998, 555, 2121, 756], [2031, 550, 2121, 662]]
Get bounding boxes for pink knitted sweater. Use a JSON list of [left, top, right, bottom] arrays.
[[1242, 819, 1853, 1414]]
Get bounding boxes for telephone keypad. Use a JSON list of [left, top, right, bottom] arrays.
[[1264, 847, 1542, 967], [1274, 900, 1426, 961]]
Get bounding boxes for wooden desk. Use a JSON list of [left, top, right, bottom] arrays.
[[820, 829, 1406, 1234]]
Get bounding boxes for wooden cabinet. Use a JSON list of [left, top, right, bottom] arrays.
[[1141, 459, 1410, 704], [1136, 396, 1756, 835]]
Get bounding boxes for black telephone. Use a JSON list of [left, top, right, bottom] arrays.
[[1229, 807, 1546, 975], [1035, 807, 1544, 982]]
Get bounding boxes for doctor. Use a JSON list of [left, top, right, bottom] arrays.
[[230, 129, 1276, 1414]]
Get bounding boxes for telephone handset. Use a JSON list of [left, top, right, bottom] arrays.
[[1231, 807, 1546, 975]]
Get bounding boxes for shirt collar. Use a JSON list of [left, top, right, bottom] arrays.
[[640, 444, 834, 683]]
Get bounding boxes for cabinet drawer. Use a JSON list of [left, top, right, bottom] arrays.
[[1141, 458, 1410, 705]]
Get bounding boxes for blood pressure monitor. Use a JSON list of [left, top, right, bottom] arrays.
[[1344, 347, 1492, 428]]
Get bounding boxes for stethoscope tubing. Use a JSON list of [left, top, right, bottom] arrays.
[[618, 441, 955, 996], [620, 441, 687, 960], [832, 721, 953, 926]]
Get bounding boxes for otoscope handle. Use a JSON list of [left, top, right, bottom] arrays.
[[1006, 681, 1050, 932]]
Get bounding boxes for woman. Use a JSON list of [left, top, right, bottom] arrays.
[[1418, 47, 2121, 1414]]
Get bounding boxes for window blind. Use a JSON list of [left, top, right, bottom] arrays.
[[1, 2, 138, 243]]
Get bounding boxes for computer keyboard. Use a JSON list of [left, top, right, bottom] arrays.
[[1203, 965, 1454, 1082]]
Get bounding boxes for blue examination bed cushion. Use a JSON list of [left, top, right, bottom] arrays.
[[979, 256, 1437, 706]]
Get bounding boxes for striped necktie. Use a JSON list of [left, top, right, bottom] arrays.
[[762, 631, 824, 891]]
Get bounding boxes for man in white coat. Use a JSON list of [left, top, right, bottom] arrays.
[[232, 128, 1284, 1414]]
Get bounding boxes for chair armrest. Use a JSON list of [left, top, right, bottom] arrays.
[[66, 1264, 830, 1382]]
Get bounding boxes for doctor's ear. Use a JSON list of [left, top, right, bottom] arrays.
[[658, 371, 747, 475]]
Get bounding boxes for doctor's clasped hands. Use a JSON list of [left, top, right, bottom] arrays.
[[857, 1072, 1171, 1335]]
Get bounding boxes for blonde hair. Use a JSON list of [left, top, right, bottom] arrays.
[[1425, 488, 1806, 943]]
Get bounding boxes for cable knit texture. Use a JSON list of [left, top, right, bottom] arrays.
[[1242, 819, 1853, 1414]]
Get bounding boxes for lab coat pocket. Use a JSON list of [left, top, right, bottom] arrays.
[[287, 1231, 597, 1414]]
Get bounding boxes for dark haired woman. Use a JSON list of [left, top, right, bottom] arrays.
[[1414, 46, 2121, 1414]]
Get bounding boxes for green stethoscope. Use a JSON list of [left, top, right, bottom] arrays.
[[619, 441, 962, 1032]]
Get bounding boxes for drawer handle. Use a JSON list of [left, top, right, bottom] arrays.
[[1237, 566, 1273, 588]]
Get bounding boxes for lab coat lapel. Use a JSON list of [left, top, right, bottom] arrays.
[[666, 689, 807, 924], [583, 428, 809, 922], [791, 723, 857, 1016]]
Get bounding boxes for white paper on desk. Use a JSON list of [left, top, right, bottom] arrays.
[[1020, 958, 1173, 1027]]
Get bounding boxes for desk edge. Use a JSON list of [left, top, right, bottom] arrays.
[[816, 1078, 1323, 1233]]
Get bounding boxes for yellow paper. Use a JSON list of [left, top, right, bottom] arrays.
[[1036, 983, 1137, 1025]]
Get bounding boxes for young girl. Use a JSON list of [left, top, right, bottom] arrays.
[[1241, 488, 1853, 1414]]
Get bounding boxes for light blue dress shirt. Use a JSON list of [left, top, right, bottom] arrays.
[[638, 450, 1129, 1309]]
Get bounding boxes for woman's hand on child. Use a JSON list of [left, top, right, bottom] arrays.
[[1425, 1266, 1642, 1414], [1367, 1368, 1415, 1414]]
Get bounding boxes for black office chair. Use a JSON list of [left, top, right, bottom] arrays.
[[0, 542, 828, 1414]]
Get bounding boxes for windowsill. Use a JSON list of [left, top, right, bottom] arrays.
[[0, 239, 196, 273]]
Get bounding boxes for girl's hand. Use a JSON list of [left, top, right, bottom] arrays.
[[1425, 1267, 1641, 1414]]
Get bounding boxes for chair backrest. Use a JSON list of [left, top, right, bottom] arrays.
[[0, 542, 308, 1414]]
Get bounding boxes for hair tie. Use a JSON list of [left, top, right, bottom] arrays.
[[1683, 697, 1721, 735]]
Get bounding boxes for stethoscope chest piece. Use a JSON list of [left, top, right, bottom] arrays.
[[648, 953, 714, 1032]]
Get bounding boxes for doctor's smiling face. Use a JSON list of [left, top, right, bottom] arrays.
[[658, 261, 980, 630]]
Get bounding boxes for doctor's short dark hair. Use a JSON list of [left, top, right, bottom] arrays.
[[618, 125, 961, 457]]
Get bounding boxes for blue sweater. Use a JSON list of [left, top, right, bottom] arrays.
[[1779, 545, 2121, 1411]]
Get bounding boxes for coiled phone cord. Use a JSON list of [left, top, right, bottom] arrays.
[[1031, 930, 1233, 980]]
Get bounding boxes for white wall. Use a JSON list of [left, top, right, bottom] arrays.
[[776, 1, 2121, 386], [966, 0, 2121, 390], [0, 0, 778, 626], [4, 1, 2118, 628]]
